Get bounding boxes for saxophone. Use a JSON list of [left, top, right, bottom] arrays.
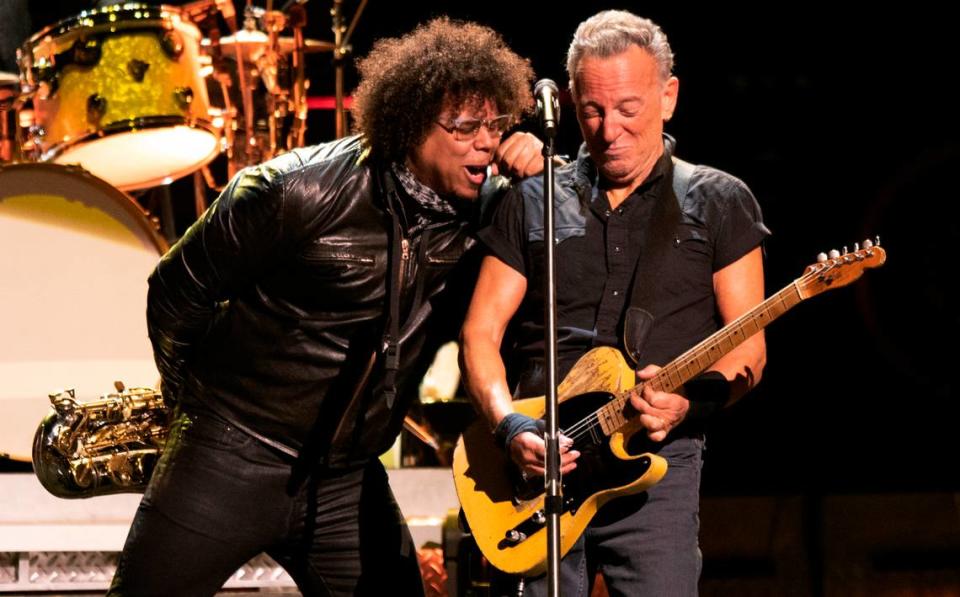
[[32, 383, 171, 498]]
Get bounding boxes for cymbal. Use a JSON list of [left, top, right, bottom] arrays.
[[0, 71, 19, 86], [214, 30, 335, 62]]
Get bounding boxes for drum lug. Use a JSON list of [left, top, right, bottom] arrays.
[[27, 123, 45, 144], [127, 59, 150, 83], [173, 86, 194, 111], [70, 37, 102, 68], [87, 94, 107, 124], [34, 61, 58, 99], [159, 30, 184, 60]]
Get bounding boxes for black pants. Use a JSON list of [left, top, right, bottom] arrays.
[[108, 409, 424, 596]]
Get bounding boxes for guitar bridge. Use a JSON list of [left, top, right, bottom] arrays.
[[497, 497, 577, 549], [499, 510, 544, 548]]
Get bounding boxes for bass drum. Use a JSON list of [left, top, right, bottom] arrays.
[[0, 163, 166, 461]]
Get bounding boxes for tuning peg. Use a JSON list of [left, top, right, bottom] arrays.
[[853, 242, 860, 252], [863, 239, 874, 249], [828, 249, 841, 259], [842, 245, 849, 255], [817, 252, 828, 263], [875, 235, 881, 246]]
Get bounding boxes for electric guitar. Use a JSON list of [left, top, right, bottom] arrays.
[[452, 240, 887, 575]]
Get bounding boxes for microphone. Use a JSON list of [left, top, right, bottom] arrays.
[[534, 78, 560, 138]]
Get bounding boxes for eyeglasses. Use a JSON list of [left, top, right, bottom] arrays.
[[436, 114, 513, 141]]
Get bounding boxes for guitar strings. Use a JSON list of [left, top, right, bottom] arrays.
[[554, 262, 832, 445]]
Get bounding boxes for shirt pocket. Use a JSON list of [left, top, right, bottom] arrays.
[[662, 225, 714, 297], [526, 190, 587, 245], [528, 225, 586, 245]]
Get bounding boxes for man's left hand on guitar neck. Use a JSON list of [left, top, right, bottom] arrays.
[[630, 364, 691, 442]]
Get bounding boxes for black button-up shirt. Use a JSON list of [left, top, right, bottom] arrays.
[[479, 137, 769, 397]]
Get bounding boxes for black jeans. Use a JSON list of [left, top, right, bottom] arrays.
[[108, 408, 423, 596]]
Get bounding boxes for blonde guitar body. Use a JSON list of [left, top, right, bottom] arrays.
[[452, 346, 668, 576]]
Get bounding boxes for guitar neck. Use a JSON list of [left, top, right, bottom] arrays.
[[596, 280, 805, 436], [652, 282, 804, 393]]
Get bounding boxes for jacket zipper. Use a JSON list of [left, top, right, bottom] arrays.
[[399, 237, 410, 287]]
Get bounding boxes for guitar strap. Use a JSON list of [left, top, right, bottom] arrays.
[[622, 156, 695, 366]]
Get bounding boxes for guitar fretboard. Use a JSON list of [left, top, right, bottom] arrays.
[[595, 282, 804, 436]]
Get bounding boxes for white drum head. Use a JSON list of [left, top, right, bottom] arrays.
[[55, 126, 220, 191], [0, 164, 166, 461]]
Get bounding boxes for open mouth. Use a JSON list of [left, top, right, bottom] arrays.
[[464, 165, 487, 185]]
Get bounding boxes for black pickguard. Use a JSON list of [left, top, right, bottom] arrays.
[[512, 391, 655, 512]]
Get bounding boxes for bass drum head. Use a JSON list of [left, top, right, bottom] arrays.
[[0, 163, 166, 461]]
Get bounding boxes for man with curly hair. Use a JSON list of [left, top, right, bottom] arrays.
[[109, 18, 540, 596]]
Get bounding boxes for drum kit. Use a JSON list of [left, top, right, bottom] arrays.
[[0, 1, 364, 464]]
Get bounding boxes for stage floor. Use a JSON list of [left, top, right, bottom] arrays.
[[0, 468, 458, 593]]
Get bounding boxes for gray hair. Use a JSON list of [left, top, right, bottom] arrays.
[[566, 10, 674, 94]]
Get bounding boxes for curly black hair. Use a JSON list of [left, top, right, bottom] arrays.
[[351, 18, 534, 164]]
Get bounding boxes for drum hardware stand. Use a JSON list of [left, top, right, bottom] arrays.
[[136, 185, 178, 243], [0, 88, 15, 162], [10, 87, 40, 162], [193, 169, 209, 218], [200, 162, 224, 193], [215, 3, 313, 174], [285, 1, 308, 150], [260, 7, 292, 158], [234, 5, 259, 169], [331, 0, 367, 138], [186, 0, 247, 173]]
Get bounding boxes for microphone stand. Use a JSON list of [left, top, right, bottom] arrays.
[[540, 112, 562, 597]]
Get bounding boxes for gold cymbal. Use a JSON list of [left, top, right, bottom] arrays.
[[214, 30, 335, 61]]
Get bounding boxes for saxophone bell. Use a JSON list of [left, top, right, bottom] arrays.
[[32, 387, 171, 499]]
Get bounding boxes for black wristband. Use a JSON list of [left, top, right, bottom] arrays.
[[493, 413, 541, 451], [684, 371, 731, 422]]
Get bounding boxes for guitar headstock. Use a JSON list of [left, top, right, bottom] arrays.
[[797, 238, 887, 299]]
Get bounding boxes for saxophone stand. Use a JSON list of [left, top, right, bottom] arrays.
[[535, 79, 563, 597]]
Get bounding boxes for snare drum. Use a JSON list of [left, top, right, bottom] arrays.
[[0, 163, 166, 461], [18, 4, 221, 190]]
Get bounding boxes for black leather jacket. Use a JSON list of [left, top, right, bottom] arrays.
[[147, 136, 477, 468]]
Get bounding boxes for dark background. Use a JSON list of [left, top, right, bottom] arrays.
[[7, 2, 958, 495]]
